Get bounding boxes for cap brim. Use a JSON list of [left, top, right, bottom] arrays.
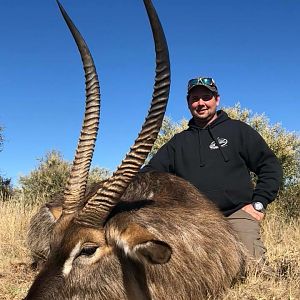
[[188, 84, 218, 94]]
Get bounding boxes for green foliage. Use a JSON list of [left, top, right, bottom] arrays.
[[87, 167, 111, 186], [0, 125, 12, 201], [19, 150, 70, 203], [18, 150, 111, 205], [0, 177, 13, 201], [269, 183, 300, 220]]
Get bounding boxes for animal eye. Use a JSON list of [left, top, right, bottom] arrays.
[[79, 245, 98, 256]]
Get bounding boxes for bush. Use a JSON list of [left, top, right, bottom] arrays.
[[18, 150, 111, 205], [270, 183, 300, 220], [19, 151, 70, 204], [87, 167, 111, 186], [0, 125, 12, 201], [0, 176, 13, 201]]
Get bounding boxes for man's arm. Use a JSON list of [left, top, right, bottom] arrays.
[[140, 137, 176, 173], [242, 124, 283, 218]]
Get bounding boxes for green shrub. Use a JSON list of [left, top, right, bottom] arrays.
[[0, 176, 13, 201], [87, 167, 111, 186], [269, 184, 300, 220], [19, 150, 70, 204], [18, 150, 111, 205]]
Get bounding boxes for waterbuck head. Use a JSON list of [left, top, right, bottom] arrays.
[[25, 0, 171, 299]]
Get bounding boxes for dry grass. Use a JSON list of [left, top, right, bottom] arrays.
[[224, 212, 300, 299], [0, 200, 299, 300], [0, 200, 38, 299]]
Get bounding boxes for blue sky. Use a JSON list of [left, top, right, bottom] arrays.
[[1, 0, 300, 185]]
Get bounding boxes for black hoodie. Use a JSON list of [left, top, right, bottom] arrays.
[[141, 110, 283, 216]]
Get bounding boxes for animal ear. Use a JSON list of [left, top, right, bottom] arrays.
[[120, 224, 172, 265], [133, 240, 172, 264]]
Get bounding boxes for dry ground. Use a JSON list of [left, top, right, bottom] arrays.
[[0, 200, 299, 300]]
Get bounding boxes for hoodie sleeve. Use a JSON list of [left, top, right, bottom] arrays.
[[242, 123, 283, 208], [140, 136, 176, 173]]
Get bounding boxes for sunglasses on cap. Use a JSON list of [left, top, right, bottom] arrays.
[[187, 77, 218, 93]]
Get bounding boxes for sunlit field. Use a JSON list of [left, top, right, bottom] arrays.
[[0, 198, 299, 300]]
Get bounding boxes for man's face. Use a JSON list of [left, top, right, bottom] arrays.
[[187, 86, 220, 123]]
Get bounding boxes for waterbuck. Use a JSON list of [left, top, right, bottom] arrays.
[[25, 1, 246, 299]]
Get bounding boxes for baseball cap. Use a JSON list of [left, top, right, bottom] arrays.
[[187, 77, 218, 94]]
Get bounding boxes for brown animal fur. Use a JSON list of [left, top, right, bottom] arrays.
[[26, 172, 247, 300], [27, 181, 105, 268]]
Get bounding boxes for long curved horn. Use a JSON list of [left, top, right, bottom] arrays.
[[56, 1, 100, 215], [76, 0, 170, 227]]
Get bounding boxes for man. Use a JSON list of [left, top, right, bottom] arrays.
[[141, 76, 282, 263]]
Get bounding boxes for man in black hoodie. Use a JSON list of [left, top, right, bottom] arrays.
[[141, 76, 282, 263]]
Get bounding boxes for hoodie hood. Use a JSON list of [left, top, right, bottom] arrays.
[[188, 110, 230, 129]]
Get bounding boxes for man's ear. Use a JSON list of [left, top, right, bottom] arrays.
[[216, 95, 220, 106], [118, 223, 172, 265]]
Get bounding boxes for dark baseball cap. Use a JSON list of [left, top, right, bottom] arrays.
[[187, 77, 218, 94]]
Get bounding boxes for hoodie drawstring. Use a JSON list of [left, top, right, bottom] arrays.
[[197, 130, 205, 167]]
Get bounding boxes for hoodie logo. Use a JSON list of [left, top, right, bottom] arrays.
[[209, 137, 228, 150]]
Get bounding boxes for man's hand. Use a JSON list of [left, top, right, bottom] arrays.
[[241, 204, 264, 221]]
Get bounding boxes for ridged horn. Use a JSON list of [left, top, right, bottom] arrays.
[[76, 0, 170, 227], [56, 1, 100, 215]]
